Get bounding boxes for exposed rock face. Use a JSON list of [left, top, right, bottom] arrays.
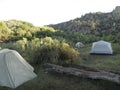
[[113, 6, 120, 13], [112, 6, 120, 19], [44, 63, 120, 84]]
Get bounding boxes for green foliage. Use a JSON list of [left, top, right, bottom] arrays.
[[0, 19, 120, 66], [114, 32, 120, 44], [0, 19, 120, 90], [78, 43, 120, 72], [5, 20, 40, 41], [3, 37, 79, 65], [50, 7, 120, 35], [14, 38, 28, 52], [58, 42, 79, 64], [32, 37, 79, 65], [112, 43, 120, 53], [1, 19, 120, 45], [1, 67, 120, 90], [102, 34, 115, 42], [0, 21, 12, 41]]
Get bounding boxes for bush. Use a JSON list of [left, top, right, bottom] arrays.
[[32, 37, 79, 65], [33, 46, 59, 64], [0, 21, 12, 41], [58, 42, 79, 64], [0, 37, 79, 65], [112, 43, 120, 54]]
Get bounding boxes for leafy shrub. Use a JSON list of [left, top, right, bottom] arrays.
[[33, 46, 59, 64], [32, 37, 79, 65], [0, 21, 12, 41], [13, 38, 28, 52], [10, 37, 79, 65], [112, 43, 120, 54], [58, 42, 79, 64]]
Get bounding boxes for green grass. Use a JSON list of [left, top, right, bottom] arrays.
[[78, 44, 120, 72], [0, 43, 120, 90], [0, 66, 120, 90]]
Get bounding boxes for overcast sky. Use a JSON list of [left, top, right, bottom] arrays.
[[0, 0, 120, 26]]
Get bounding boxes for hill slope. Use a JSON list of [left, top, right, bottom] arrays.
[[50, 6, 120, 35]]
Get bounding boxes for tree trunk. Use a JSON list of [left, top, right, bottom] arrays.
[[43, 63, 120, 84]]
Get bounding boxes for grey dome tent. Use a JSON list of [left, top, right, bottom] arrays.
[[75, 42, 84, 48], [0, 49, 37, 89], [90, 40, 113, 54]]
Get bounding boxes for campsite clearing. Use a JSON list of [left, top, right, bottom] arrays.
[[78, 44, 120, 73], [0, 43, 120, 90]]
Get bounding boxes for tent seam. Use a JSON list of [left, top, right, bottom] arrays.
[[4, 53, 16, 88]]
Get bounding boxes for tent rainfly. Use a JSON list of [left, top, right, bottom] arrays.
[[90, 40, 113, 54], [0, 49, 37, 89]]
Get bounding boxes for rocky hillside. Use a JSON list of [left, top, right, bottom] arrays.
[[50, 6, 120, 35]]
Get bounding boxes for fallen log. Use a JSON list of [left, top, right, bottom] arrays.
[[43, 63, 120, 84]]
